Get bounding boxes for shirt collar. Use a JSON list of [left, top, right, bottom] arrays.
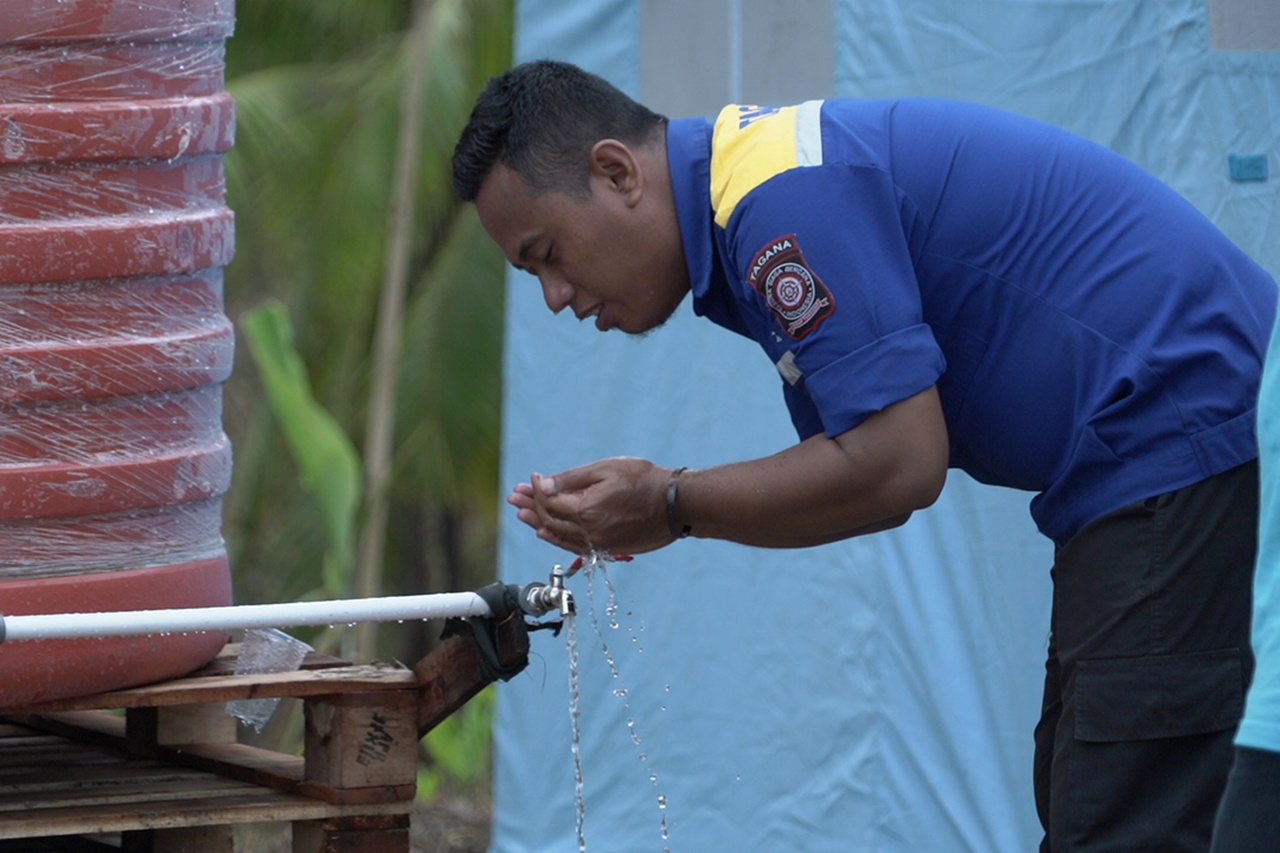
[[666, 116, 717, 310]]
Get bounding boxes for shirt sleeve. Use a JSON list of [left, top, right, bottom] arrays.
[[724, 163, 946, 438], [782, 378, 827, 440]]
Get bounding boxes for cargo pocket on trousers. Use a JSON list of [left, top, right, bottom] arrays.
[[1075, 648, 1244, 742]]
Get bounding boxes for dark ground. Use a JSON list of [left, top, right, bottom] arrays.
[[411, 794, 492, 852]]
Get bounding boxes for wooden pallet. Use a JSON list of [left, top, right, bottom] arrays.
[[0, 613, 530, 852]]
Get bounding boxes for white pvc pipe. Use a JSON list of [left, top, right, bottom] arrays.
[[0, 591, 494, 642]]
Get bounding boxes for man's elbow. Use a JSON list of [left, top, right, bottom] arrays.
[[885, 459, 946, 520], [900, 407, 950, 513], [875, 467, 943, 533], [914, 463, 947, 510], [883, 511, 914, 531]]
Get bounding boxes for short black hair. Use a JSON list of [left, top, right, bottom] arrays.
[[451, 60, 667, 202]]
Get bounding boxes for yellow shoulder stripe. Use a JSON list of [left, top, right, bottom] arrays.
[[709, 100, 825, 228]]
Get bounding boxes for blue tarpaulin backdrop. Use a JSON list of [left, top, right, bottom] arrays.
[[491, 2, 1280, 850]]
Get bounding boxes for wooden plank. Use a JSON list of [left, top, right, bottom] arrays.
[[0, 764, 188, 797], [293, 780, 417, 808], [0, 738, 121, 768], [3, 711, 127, 753], [2, 717, 309, 796], [156, 740, 305, 793], [9, 711, 417, 802], [0, 706, 413, 837], [0, 791, 411, 839], [0, 771, 251, 813], [414, 613, 529, 736], [0, 724, 37, 738], [0, 733, 97, 752], [0, 837, 120, 851], [0, 664, 417, 714]]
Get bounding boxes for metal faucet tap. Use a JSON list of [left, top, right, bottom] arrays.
[[518, 564, 576, 619]]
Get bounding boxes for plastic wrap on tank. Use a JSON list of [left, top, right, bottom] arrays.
[[0, 0, 237, 706]]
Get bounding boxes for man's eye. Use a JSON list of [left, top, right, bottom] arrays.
[[543, 248, 555, 265]]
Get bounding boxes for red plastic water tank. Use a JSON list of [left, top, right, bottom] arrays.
[[0, 0, 236, 705]]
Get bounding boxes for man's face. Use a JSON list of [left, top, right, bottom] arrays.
[[474, 152, 689, 336]]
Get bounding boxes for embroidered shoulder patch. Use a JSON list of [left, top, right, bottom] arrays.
[[746, 234, 836, 340]]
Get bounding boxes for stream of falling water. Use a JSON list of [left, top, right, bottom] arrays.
[[563, 551, 669, 852], [566, 612, 587, 853]]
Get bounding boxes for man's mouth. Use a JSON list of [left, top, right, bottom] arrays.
[[579, 304, 607, 330]]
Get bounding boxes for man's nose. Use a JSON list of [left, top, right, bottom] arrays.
[[541, 276, 574, 313]]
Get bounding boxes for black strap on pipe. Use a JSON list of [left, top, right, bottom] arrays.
[[439, 583, 526, 683]]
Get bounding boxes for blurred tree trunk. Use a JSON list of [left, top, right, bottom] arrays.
[[354, 0, 432, 659]]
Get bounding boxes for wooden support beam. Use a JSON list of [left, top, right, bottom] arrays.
[[292, 813, 411, 852], [413, 613, 530, 737], [1, 664, 417, 714], [126, 703, 236, 759], [124, 703, 238, 851], [303, 690, 418, 805]]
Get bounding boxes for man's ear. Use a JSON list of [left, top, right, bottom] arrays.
[[589, 139, 643, 205]]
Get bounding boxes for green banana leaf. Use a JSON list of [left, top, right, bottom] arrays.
[[241, 300, 362, 598]]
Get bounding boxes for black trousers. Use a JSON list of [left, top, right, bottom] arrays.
[[1211, 746, 1280, 851], [1034, 462, 1258, 852]]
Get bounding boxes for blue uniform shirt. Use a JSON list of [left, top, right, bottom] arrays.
[[667, 99, 1277, 544]]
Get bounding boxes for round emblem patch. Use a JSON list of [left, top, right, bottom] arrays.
[[768, 263, 815, 315], [747, 235, 836, 340]]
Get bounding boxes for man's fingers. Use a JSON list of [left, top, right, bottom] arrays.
[[538, 505, 586, 542], [531, 472, 559, 496], [536, 526, 585, 554], [508, 490, 536, 510], [532, 495, 589, 551], [511, 499, 582, 551]]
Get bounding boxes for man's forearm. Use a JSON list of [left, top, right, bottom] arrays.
[[670, 388, 948, 547]]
